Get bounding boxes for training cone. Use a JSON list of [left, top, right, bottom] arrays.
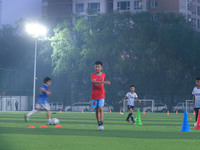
[[195, 109, 200, 130], [180, 109, 191, 132], [81, 110, 84, 113], [176, 110, 178, 114], [40, 125, 48, 128], [167, 110, 169, 115], [143, 110, 145, 115], [28, 126, 36, 128], [110, 109, 112, 113], [120, 110, 121, 114], [60, 109, 62, 113], [193, 111, 195, 115], [135, 109, 142, 125], [55, 125, 62, 128]]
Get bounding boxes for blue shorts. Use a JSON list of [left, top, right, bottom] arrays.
[[91, 99, 105, 109]]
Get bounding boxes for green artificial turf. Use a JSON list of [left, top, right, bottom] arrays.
[[0, 111, 200, 150]]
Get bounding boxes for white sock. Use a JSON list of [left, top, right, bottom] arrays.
[[27, 110, 38, 117], [48, 119, 52, 122]]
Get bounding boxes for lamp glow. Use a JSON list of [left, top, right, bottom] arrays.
[[26, 23, 47, 37]]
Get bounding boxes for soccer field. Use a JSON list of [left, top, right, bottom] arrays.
[[0, 111, 200, 150]]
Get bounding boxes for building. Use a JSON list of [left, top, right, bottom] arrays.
[[42, 0, 200, 31], [43, 0, 147, 18], [72, 0, 108, 16], [113, 0, 147, 13], [190, 0, 200, 31], [42, 0, 72, 24], [147, 0, 200, 31]]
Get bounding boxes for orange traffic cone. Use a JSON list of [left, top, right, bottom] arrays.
[[82, 110, 84, 113], [195, 109, 200, 130], [143, 110, 145, 115], [60, 109, 62, 113], [40, 125, 48, 128], [110, 109, 112, 113], [120, 110, 121, 114], [167, 110, 169, 115], [28, 126, 36, 128], [55, 125, 62, 128], [193, 111, 195, 115], [176, 110, 178, 114]]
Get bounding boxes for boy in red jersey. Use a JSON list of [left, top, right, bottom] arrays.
[[91, 61, 111, 131]]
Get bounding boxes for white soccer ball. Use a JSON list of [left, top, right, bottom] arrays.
[[52, 118, 59, 125], [194, 122, 197, 128], [120, 113, 124, 115]]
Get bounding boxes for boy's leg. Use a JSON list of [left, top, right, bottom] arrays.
[[126, 106, 131, 121], [95, 108, 100, 123], [91, 100, 100, 126], [26, 103, 41, 117], [129, 108, 134, 122], [195, 108, 200, 122], [43, 103, 52, 124], [46, 109, 52, 123], [25, 108, 40, 122], [195, 108, 198, 122], [97, 99, 104, 130], [98, 99, 104, 125], [99, 106, 104, 125], [127, 108, 133, 121]]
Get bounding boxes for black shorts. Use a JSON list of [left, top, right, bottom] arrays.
[[127, 105, 134, 110]]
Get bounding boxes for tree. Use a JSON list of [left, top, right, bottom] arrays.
[[49, 12, 200, 110]]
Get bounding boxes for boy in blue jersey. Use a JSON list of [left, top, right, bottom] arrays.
[[25, 77, 53, 125]]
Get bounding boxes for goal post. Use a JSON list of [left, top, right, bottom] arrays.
[[122, 99, 154, 112], [185, 100, 193, 112]]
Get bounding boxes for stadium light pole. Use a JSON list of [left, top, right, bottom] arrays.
[[25, 23, 47, 110]]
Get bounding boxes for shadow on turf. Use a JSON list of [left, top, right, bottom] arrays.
[[0, 127, 200, 140]]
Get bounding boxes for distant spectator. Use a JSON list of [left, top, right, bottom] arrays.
[[15, 101, 19, 111]]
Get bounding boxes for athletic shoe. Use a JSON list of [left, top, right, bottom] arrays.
[[132, 120, 135, 123], [24, 114, 29, 122], [126, 120, 131, 123], [98, 125, 104, 131], [47, 121, 53, 125]]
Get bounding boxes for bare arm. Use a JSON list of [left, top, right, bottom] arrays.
[[92, 80, 111, 85], [193, 96, 195, 108], [136, 97, 142, 103], [119, 96, 127, 104]]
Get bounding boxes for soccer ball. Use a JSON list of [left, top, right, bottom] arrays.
[[52, 118, 59, 125], [194, 122, 197, 128], [120, 113, 124, 115]]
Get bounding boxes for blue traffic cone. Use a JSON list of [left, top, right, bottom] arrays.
[[180, 109, 191, 132]]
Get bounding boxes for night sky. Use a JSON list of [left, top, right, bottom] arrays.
[[2, 0, 42, 25]]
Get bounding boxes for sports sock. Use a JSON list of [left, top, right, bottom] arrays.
[[27, 110, 38, 117], [48, 118, 52, 122], [98, 121, 100, 126], [127, 113, 131, 121], [100, 121, 103, 125], [130, 113, 134, 121]]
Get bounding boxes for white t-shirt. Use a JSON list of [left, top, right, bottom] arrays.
[[126, 92, 138, 106], [192, 86, 200, 108]]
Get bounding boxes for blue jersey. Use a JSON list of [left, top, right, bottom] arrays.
[[37, 84, 49, 103]]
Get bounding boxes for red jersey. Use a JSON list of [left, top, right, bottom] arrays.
[[91, 72, 105, 100]]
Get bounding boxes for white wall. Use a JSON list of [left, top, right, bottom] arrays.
[[0, 0, 2, 27], [0, 96, 30, 111]]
